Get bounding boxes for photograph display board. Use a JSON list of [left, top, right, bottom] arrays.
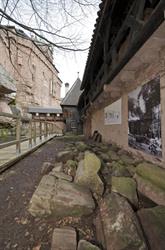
[[104, 99, 122, 125], [128, 76, 162, 157]]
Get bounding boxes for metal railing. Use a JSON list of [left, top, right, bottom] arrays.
[[0, 112, 62, 154]]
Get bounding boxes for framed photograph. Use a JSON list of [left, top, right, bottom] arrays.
[[128, 76, 162, 157], [104, 98, 122, 125]]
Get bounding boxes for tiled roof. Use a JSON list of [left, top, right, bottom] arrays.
[[81, 0, 106, 90], [61, 77, 82, 106]]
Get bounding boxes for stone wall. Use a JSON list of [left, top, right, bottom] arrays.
[[0, 28, 62, 115], [84, 21, 165, 166]]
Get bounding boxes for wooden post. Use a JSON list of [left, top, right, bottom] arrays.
[[29, 120, 32, 148], [51, 123, 53, 135], [16, 115, 21, 154], [46, 122, 48, 138], [33, 120, 36, 145], [39, 121, 42, 141], [44, 122, 47, 139]]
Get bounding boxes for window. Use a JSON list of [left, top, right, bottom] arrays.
[[17, 50, 23, 65], [32, 64, 36, 81], [50, 79, 56, 97]]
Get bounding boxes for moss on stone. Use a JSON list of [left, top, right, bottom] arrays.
[[108, 150, 120, 161], [111, 176, 138, 206], [66, 160, 77, 168], [76, 141, 89, 152], [136, 162, 165, 190], [126, 165, 136, 177], [111, 161, 130, 177], [120, 154, 135, 165]]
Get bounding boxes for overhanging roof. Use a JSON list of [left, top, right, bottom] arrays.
[[28, 106, 62, 114]]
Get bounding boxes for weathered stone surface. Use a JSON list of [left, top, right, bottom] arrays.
[[49, 171, 72, 182], [111, 161, 131, 177], [76, 152, 85, 161], [29, 175, 95, 218], [97, 193, 147, 250], [75, 152, 104, 197], [76, 141, 89, 152], [126, 164, 136, 177], [110, 143, 119, 152], [138, 192, 157, 208], [51, 227, 77, 250], [108, 150, 120, 161], [138, 206, 165, 250], [56, 151, 74, 163], [136, 162, 165, 190], [41, 162, 54, 175], [119, 154, 135, 165], [78, 240, 101, 250], [134, 174, 165, 206], [65, 160, 78, 177], [111, 176, 138, 206], [53, 162, 63, 172], [99, 144, 109, 152], [95, 212, 106, 249], [98, 152, 110, 162]]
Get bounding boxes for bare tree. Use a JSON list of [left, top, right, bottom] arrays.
[[0, 0, 99, 51]]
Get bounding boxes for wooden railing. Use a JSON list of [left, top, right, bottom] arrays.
[[0, 112, 62, 154]]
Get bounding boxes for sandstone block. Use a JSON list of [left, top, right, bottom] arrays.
[[119, 154, 135, 165], [136, 162, 165, 190], [134, 174, 165, 206], [138, 206, 165, 250], [78, 240, 101, 250], [49, 171, 72, 182], [97, 193, 147, 250], [41, 162, 53, 175], [108, 150, 120, 161], [54, 162, 63, 172], [75, 152, 104, 197], [51, 227, 77, 250], [29, 175, 95, 218], [111, 176, 138, 207], [111, 161, 130, 177]]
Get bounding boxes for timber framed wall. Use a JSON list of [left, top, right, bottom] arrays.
[[87, 21, 165, 165]]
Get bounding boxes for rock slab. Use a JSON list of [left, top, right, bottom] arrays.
[[111, 176, 138, 206], [75, 152, 104, 197], [51, 227, 77, 250], [135, 174, 165, 206], [49, 170, 72, 182], [138, 206, 165, 250], [78, 240, 101, 250], [41, 162, 54, 175], [29, 175, 95, 218], [96, 193, 147, 250]]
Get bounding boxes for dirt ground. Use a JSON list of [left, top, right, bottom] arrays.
[[0, 137, 95, 250]]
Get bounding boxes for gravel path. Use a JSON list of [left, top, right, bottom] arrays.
[[0, 137, 65, 250]]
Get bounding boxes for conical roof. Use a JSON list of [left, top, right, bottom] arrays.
[[61, 77, 82, 106]]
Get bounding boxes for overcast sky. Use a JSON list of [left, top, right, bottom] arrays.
[[54, 8, 98, 97], [0, 0, 99, 97]]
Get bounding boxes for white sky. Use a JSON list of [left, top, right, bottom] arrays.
[[54, 10, 98, 98]]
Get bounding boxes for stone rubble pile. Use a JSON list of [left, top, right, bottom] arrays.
[[29, 140, 165, 250]]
